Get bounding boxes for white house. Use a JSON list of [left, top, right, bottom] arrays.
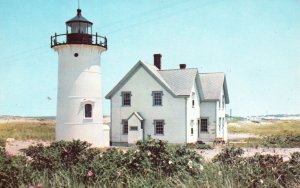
[[105, 54, 229, 146]]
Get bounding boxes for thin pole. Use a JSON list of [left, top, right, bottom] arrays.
[[78, 0, 80, 9]]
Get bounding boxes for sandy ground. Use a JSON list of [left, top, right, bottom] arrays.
[[5, 140, 50, 156], [197, 147, 300, 161]]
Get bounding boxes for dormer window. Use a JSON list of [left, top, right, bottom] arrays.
[[84, 104, 92, 118]]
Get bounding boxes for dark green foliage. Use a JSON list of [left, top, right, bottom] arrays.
[[213, 147, 300, 187], [3, 138, 203, 187], [0, 148, 31, 188], [212, 146, 244, 164], [186, 142, 212, 150], [1, 138, 300, 187], [261, 134, 300, 148], [0, 138, 5, 148]]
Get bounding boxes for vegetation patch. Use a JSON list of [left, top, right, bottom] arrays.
[[228, 120, 300, 136], [0, 122, 55, 141], [213, 147, 300, 187], [1, 138, 300, 187]]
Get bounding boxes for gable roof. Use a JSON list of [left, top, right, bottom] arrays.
[[105, 61, 199, 99], [158, 69, 198, 96], [128, 112, 144, 121], [198, 73, 229, 104]]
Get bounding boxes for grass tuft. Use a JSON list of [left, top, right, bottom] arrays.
[[0, 122, 55, 141]]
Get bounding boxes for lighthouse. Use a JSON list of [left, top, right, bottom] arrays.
[[51, 8, 109, 147]]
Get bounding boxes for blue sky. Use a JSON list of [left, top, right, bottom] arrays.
[[0, 0, 299, 117]]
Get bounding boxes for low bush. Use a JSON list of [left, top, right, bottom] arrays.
[[0, 138, 5, 148], [1, 139, 300, 187], [0, 137, 204, 187], [261, 134, 300, 148], [213, 146, 300, 187], [185, 142, 212, 150]]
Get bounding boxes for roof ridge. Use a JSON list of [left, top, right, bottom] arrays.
[[199, 72, 224, 74], [159, 68, 198, 71]]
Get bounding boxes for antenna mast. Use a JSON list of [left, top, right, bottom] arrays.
[[78, 0, 80, 9]]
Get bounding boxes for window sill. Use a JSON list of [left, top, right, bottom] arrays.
[[200, 131, 209, 134], [154, 134, 164, 136], [153, 105, 163, 107], [122, 105, 131, 107]]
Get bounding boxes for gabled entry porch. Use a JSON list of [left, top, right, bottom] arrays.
[[127, 112, 144, 145]]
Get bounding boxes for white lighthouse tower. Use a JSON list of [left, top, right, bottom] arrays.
[[51, 8, 109, 147]]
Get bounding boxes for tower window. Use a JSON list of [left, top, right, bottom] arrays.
[[84, 104, 92, 118], [121, 91, 131, 106], [74, 53, 78, 57]]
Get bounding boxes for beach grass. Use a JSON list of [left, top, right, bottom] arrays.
[[0, 121, 55, 141], [228, 120, 300, 136]]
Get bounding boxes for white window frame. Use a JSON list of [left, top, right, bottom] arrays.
[[200, 118, 208, 132], [192, 92, 195, 108], [121, 91, 131, 106], [154, 120, 164, 135], [152, 91, 163, 106]]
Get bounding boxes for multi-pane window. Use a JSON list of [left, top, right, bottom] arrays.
[[192, 92, 195, 108], [200, 118, 208, 132], [130, 126, 138, 131], [122, 92, 131, 106], [84, 104, 92, 118], [152, 91, 163, 106], [122, 120, 128, 134], [190, 120, 194, 135], [219, 118, 222, 133], [154, 120, 164, 135]]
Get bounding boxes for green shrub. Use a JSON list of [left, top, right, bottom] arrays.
[[2, 138, 300, 187], [0, 139, 5, 148], [261, 134, 300, 148], [213, 146, 300, 187], [0, 148, 31, 187]]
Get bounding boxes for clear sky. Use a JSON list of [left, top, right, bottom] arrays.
[[0, 0, 299, 117]]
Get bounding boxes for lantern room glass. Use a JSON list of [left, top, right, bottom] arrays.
[[67, 23, 92, 34]]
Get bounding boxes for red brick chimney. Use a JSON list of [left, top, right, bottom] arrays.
[[179, 64, 186, 69], [154, 54, 162, 70]]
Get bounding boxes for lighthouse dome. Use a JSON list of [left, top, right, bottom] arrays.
[[66, 9, 93, 26], [66, 9, 92, 34]]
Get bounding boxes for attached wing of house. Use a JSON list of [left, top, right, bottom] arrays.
[[198, 72, 229, 104]]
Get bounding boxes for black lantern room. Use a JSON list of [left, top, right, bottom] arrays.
[[51, 9, 107, 48]]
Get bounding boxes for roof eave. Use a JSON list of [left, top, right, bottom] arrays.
[[105, 61, 177, 99], [223, 76, 230, 104]]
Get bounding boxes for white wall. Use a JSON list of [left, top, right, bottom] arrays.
[[199, 101, 217, 142], [110, 66, 186, 144], [186, 83, 200, 143], [54, 44, 109, 147], [216, 88, 227, 140]]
